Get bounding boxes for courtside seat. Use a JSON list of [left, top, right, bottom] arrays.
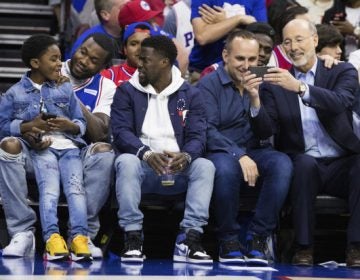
[[315, 194, 348, 215]]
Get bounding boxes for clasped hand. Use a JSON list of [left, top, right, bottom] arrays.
[[147, 150, 188, 176]]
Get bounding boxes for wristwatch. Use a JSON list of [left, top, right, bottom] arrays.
[[298, 82, 307, 96], [354, 26, 360, 37]]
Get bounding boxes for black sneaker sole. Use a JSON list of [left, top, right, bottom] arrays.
[[245, 257, 269, 266]]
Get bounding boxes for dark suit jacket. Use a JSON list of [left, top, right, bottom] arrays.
[[257, 60, 360, 155]]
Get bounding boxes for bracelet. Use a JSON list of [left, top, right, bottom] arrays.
[[143, 150, 154, 162], [183, 152, 192, 164]]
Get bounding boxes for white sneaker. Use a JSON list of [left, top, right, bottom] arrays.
[[88, 238, 103, 258], [1, 257, 35, 274], [2, 231, 35, 257]]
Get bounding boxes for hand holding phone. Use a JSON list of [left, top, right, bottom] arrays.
[[248, 66, 273, 78], [42, 113, 57, 120], [25, 131, 43, 143]]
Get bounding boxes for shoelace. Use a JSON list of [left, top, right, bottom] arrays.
[[185, 230, 205, 253], [125, 233, 142, 251], [250, 236, 266, 253], [73, 235, 88, 246], [222, 240, 242, 254], [348, 247, 360, 258], [49, 234, 67, 251]]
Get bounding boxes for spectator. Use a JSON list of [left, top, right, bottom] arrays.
[[197, 29, 293, 265], [117, 0, 162, 27], [147, 0, 167, 25], [0, 34, 91, 261], [322, 0, 360, 59], [101, 22, 155, 86], [267, 0, 300, 42], [49, 0, 99, 58], [0, 33, 116, 259], [117, 0, 190, 76], [316, 23, 344, 60], [110, 36, 214, 264], [200, 22, 275, 78], [268, 5, 310, 70], [189, 0, 267, 82], [298, 0, 333, 24], [163, 0, 194, 54], [261, 19, 360, 268], [70, 0, 129, 59], [349, 49, 360, 80]]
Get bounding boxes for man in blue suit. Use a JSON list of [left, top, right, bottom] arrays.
[[261, 18, 360, 267]]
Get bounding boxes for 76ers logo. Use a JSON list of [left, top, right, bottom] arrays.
[[177, 98, 188, 126]]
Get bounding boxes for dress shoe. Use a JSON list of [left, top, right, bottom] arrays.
[[292, 247, 313, 266], [346, 244, 360, 268]]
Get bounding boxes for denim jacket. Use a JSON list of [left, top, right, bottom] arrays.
[[0, 73, 87, 147]]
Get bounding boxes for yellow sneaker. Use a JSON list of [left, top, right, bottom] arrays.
[[44, 233, 69, 261], [70, 235, 92, 262]]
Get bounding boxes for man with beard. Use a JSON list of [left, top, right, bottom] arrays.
[[0, 33, 116, 259], [261, 18, 360, 267], [110, 35, 214, 264]]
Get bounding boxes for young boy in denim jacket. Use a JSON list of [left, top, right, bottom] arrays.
[[0, 34, 91, 261]]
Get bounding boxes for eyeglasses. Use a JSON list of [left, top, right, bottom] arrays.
[[282, 34, 314, 48]]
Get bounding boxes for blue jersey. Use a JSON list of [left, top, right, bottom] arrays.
[[189, 0, 267, 71], [72, 73, 105, 112], [61, 60, 117, 117]]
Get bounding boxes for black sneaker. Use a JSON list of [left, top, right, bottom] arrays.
[[246, 234, 269, 265], [173, 229, 213, 264], [121, 231, 144, 263], [219, 239, 245, 264], [346, 243, 360, 268]]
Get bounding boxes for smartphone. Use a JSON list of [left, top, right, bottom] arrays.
[[248, 66, 273, 78], [42, 113, 57, 120], [332, 12, 346, 21], [34, 132, 43, 143]]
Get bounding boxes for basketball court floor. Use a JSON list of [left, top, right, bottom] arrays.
[[0, 253, 359, 279], [0, 196, 357, 279]]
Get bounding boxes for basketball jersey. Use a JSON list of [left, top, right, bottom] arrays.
[[173, 1, 194, 52]]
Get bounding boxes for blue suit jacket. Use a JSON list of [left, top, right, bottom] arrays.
[[258, 60, 360, 155]]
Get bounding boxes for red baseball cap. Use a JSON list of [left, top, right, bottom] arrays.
[[118, 0, 162, 27]]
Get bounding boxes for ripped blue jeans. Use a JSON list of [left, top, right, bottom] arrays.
[[30, 147, 87, 241]]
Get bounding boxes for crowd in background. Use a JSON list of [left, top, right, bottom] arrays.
[[48, 0, 360, 81]]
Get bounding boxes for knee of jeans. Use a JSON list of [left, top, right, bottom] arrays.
[[192, 158, 215, 174], [88, 146, 115, 168], [0, 137, 22, 154], [89, 142, 112, 154], [270, 153, 293, 178], [213, 157, 240, 178], [215, 162, 243, 178], [114, 153, 141, 172]]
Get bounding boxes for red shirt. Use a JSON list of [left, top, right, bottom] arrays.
[[101, 62, 137, 87], [272, 45, 292, 70]]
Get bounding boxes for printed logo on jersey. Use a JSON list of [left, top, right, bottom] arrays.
[[84, 88, 98, 96]]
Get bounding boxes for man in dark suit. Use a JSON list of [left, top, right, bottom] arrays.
[[260, 18, 360, 267]]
